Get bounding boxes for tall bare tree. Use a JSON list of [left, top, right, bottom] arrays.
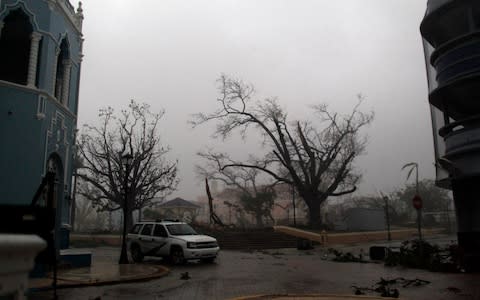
[[192, 75, 373, 227], [77, 100, 178, 230]]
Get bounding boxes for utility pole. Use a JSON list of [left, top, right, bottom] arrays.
[[384, 196, 391, 241]]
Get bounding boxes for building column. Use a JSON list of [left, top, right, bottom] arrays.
[[27, 32, 42, 88], [52, 47, 60, 97], [61, 60, 72, 105]]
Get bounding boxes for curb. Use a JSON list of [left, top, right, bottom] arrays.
[[29, 265, 170, 291], [230, 294, 401, 300]]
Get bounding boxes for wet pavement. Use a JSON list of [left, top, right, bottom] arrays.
[[31, 243, 480, 300], [29, 248, 169, 291]]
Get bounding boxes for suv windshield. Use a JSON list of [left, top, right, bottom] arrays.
[[166, 224, 197, 235]]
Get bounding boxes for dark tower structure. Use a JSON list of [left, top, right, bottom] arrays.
[[421, 0, 480, 270]]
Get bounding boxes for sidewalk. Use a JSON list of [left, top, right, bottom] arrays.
[[232, 295, 396, 300], [28, 247, 169, 290]]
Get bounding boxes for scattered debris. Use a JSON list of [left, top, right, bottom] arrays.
[[370, 246, 387, 260], [446, 286, 462, 294], [297, 238, 314, 250], [400, 278, 431, 288], [258, 250, 285, 256], [385, 239, 459, 272], [328, 248, 366, 263], [180, 272, 191, 280], [352, 277, 430, 298]]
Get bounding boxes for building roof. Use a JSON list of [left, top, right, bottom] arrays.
[[158, 197, 200, 208]]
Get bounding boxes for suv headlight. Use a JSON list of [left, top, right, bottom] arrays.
[[187, 242, 198, 249]]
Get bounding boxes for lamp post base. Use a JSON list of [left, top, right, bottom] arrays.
[[457, 232, 480, 272], [452, 177, 480, 272]]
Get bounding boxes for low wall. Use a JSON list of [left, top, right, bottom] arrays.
[[70, 234, 121, 247], [273, 226, 444, 245], [326, 228, 443, 245]]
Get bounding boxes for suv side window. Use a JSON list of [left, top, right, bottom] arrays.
[[130, 224, 142, 234], [141, 224, 153, 236], [153, 224, 168, 237]]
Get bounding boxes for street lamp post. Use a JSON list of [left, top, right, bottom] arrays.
[[119, 153, 133, 264], [292, 184, 296, 227]]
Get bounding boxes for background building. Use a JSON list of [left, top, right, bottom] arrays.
[[0, 0, 84, 246]]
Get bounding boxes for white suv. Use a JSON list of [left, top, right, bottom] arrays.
[[127, 220, 220, 264]]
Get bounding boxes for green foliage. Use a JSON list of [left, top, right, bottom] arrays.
[[392, 179, 452, 214], [239, 189, 276, 227], [347, 179, 452, 226]]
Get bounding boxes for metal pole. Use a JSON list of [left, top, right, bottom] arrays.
[[417, 209, 423, 240], [384, 196, 391, 241], [292, 184, 296, 227], [415, 164, 422, 241]]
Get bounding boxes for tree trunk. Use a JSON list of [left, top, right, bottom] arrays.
[[306, 199, 322, 229], [255, 214, 264, 228], [126, 209, 134, 231]]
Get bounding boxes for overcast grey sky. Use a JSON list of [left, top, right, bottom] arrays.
[[75, 0, 433, 201]]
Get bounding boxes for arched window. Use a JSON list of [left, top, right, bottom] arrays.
[[0, 9, 33, 85], [54, 38, 71, 105]]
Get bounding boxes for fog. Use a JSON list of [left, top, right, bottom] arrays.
[[76, 0, 433, 201]]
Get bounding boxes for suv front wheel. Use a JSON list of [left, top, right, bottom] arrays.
[[170, 247, 185, 265]]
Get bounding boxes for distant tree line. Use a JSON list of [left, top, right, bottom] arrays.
[[326, 179, 453, 228]]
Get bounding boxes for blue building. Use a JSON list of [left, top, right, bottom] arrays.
[[0, 0, 84, 247]]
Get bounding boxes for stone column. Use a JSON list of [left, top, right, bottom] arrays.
[[27, 32, 42, 88], [0, 234, 46, 298], [51, 47, 60, 97], [61, 59, 72, 105]]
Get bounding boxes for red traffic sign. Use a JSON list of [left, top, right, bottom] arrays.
[[412, 194, 422, 210]]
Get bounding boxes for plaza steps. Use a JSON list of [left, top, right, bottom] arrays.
[[195, 227, 299, 250]]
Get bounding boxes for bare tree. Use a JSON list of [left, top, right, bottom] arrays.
[[77, 100, 179, 230], [192, 75, 373, 227]]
